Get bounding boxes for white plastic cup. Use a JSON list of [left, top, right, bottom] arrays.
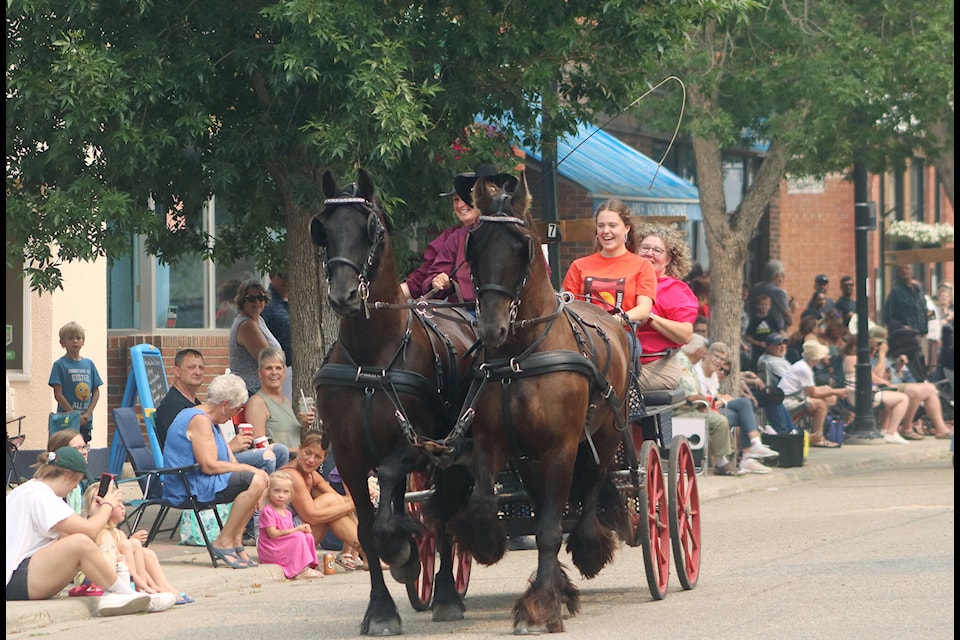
[[298, 397, 315, 416], [253, 436, 269, 449]]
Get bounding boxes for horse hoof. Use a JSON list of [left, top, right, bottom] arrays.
[[431, 603, 465, 622], [388, 540, 420, 584], [514, 624, 547, 635], [368, 624, 401, 637]]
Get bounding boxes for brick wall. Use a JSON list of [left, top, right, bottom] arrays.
[[105, 334, 230, 440]]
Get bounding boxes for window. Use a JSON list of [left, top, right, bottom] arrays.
[[107, 196, 259, 332]]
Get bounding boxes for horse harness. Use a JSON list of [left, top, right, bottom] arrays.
[[462, 211, 628, 464]]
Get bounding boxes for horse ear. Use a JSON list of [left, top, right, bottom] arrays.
[[473, 178, 491, 212], [322, 171, 337, 198], [357, 169, 375, 200], [512, 171, 530, 215], [311, 216, 327, 247]]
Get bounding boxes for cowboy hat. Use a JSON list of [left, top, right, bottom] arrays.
[[440, 163, 519, 207]]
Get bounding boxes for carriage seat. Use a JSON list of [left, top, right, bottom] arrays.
[[640, 388, 685, 409]]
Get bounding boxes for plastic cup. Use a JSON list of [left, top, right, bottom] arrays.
[[253, 436, 269, 449], [298, 397, 315, 416], [238, 423, 254, 437]]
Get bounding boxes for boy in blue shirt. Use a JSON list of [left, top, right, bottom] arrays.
[[48, 322, 103, 443]]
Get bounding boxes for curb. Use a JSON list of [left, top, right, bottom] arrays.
[[6, 437, 951, 634]]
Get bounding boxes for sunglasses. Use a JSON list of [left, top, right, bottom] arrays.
[[244, 294, 268, 303]]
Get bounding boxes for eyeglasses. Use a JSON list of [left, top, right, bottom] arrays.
[[243, 294, 268, 303], [637, 244, 666, 256]]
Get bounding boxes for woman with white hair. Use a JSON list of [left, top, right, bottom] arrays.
[[162, 373, 269, 569]]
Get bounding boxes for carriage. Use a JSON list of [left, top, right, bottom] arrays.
[[311, 169, 700, 636], [403, 387, 701, 610]]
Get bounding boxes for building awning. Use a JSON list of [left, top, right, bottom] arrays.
[[521, 122, 701, 221]]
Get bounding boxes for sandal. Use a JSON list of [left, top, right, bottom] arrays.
[[899, 429, 925, 441], [234, 547, 258, 567], [335, 552, 358, 571], [211, 546, 248, 569], [175, 593, 195, 605], [69, 583, 103, 597], [809, 436, 839, 448], [293, 567, 323, 580]]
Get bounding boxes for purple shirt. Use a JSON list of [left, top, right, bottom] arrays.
[[404, 226, 460, 299]]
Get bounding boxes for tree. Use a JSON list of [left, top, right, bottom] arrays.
[[633, 0, 953, 390], [7, 0, 731, 398]]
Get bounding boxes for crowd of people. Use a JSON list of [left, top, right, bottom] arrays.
[[6, 165, 953, 617]]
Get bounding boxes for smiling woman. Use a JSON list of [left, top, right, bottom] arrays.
[[243, 347, 311, 455], [228, 279, 281, 396], [560, 199, 657, 327]]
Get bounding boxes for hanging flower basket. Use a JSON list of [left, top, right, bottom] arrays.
[[886, 220, 954, 248]]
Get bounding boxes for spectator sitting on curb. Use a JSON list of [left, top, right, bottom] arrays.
[[696, 341, 779, 474], [778, 341, 847, 447], [6, 447, 152, 616], [675, 335, 739, 476]]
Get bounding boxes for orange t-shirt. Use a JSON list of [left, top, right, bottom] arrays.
[[561, 252, 657, 313]]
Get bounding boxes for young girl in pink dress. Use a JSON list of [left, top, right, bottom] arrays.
[[257, 471, 321, 579]]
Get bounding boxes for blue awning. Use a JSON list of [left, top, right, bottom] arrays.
[[521, 123, 701, 221]]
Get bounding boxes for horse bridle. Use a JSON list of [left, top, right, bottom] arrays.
[[316, 191, 386, 316], [468, 204, 533, 323]]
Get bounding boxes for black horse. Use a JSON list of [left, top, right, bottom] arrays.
[[450, 173, 634, 633], [310, 169, 477, 635]]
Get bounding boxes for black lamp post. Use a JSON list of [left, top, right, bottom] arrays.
[[846, 162, 884, 443]]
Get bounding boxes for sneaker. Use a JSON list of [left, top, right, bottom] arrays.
[[713, 465, 736, 477], [883, 432, 911, 445], [145, 592, 177, 613], [744, 442, 780, 460], [738, 458, 772, 475], [98, 592, 151, 617]]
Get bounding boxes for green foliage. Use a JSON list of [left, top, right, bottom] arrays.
[[7, 0, 733, 292]]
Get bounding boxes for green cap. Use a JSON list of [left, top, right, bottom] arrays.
[[48, 446, 94, 482]]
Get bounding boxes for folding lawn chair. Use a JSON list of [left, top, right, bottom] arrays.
[[6, 415, 26, 488], [112, 407, 233, 567]]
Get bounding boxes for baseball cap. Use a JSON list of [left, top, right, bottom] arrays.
[[815, 274, 829, 284], [47, 446, 94, 481], [764, 332, 789, 346]]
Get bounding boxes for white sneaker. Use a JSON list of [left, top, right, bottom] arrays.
[[745, 442, 780, 460], [884, 432, 911, 445], [738, 458, 772, 474], [98, 592, 151, 617], [145, 592, 177, 613]]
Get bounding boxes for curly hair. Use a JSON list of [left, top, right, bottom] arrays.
[[635, 222, 691, 279]]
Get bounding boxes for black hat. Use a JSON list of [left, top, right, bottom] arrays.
[[440, 164, 519, 207], [815, 274, 829, 284]]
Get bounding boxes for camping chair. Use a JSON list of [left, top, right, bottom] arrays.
[[6, 415, 26, 488], [112, 407, 231, 567]]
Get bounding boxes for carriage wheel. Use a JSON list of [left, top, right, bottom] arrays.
[[405, 471, 435, 611], [668, 435, 701, 590], [453, 540, 472, 598], [636, 440, 670, 600]]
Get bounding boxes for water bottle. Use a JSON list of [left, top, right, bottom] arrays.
[[116, 559, 132, 590]]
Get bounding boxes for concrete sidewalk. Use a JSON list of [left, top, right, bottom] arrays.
[[6, 435, 952, 634]]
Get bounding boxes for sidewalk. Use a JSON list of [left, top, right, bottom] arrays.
[[6, 436, 952, 634]]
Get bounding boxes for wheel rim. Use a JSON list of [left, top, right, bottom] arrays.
[[405, 471, 435, 611], [453, 541, 471, 597], [637, 441, 670, 600], [669, 436, 701, 590]]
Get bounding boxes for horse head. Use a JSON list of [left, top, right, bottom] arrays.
[[311, 169, 392, 318], [465, 171, 535, 348]]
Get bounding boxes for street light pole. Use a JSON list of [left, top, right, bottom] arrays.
[[846, 162, 884, 443]]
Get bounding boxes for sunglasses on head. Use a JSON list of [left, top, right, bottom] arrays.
[[244, 294, 268, 303]]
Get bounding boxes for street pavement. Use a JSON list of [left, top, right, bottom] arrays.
[[6, 434, 952, 634]]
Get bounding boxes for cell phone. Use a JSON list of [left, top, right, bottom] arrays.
[[97, 472, 115, 498]]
